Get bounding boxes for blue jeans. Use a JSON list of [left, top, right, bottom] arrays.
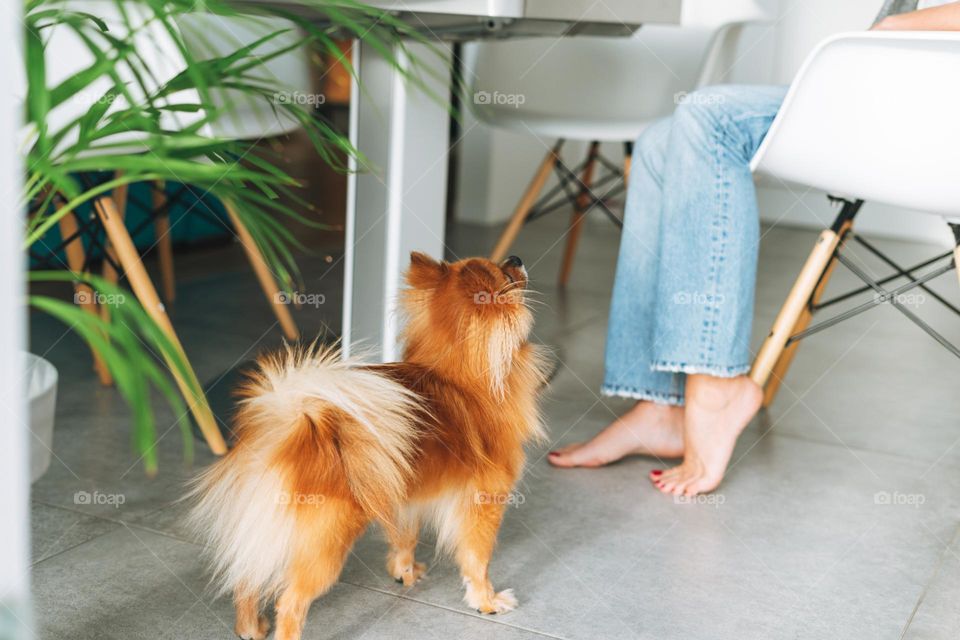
[[602, 85, 789, 406]]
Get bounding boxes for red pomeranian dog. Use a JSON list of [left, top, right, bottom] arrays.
[[187, 253, 547, 640]]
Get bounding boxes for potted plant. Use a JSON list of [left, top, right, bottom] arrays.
[[22, 0, 444, 474]]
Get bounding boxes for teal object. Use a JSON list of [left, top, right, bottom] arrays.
[[30, 176, 231, 269]]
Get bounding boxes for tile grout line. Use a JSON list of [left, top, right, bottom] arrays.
[[31, 508, 571, 639], [899, 521, 960, 639], [341, 580, 570, 640]]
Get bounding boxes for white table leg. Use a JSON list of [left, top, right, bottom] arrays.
[[343, 40, 452, 362]]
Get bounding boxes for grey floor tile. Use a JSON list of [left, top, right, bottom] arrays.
[[342, 432, 960, 640], [31, 526, 550, 640], [30, 502, 117, 564], [904, 526, 960, 640]]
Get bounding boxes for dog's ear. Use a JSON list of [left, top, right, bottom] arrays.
[[406, 252, 446, 289]]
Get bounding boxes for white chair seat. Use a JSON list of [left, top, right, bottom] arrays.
[[477, 106, 652, 142]]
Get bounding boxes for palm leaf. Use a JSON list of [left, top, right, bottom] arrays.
[[23, 0, 453, 472]]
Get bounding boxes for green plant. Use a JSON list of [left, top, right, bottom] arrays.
[[22, 0, 448, 474]]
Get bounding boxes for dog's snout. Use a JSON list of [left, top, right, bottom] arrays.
[[504, 255, 523, 269]]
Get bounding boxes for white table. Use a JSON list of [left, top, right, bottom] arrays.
[[261, 0, 683, 360]]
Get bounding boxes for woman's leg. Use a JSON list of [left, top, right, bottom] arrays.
[[549, 119, 686, 468], [648, 84, 789, 496]]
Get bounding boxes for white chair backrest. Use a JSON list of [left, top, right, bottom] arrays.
[[751, 32, 960, 217], [175, 13, 311, 140], [465, 0, 771, 126]]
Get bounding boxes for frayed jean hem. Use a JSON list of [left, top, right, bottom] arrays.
[[651, 360, 751, 378], [601, 384, 684, 407]]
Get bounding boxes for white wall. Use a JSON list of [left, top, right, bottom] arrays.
[[454, 0, 953, 246], [1, 0, 31, 636]]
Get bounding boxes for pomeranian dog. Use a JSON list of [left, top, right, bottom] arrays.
[[187, 252, 547, 640]]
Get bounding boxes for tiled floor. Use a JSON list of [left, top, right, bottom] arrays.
[[29, 211, 960, 639]]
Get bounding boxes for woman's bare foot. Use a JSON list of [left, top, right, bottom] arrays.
[[651, 374, 761, 497], [548, 401, 684, 468]]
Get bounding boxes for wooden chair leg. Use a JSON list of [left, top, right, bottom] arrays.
[[559, 141, 600, 287], [622, 141, 633, 185], [490, 140, 564, 263], [224, 202, 300, 341], [100, 179, 126, 326], [761, 220, 854, 407], [95, 195, 227, 455], [153, 181, 176, 304], [58, 211, 113, 386], [750, 228, 844, 390]]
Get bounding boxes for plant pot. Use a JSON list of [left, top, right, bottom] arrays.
[[26, 352, 58, 483]]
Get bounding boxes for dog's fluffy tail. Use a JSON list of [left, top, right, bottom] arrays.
[[185, 344, 420, 598]]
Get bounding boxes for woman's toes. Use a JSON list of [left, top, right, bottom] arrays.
[[547, 444, 585, 467]]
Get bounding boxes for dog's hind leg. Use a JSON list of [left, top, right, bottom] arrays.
[[234, 584, 269, 640], [274, 501, 367, 640], [381, 507, 426, 586], [452, 491, 517, 615]]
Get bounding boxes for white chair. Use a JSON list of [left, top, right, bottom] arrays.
[[466, 0, 771, 285], [748, 31, 960, 407]]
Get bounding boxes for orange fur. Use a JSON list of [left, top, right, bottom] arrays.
[[187, 253, 548, 640]]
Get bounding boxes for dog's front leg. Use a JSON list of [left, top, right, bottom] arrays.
[[454, 491, 516, 614]]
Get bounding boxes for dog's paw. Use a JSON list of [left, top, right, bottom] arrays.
[[390, 560, 427, 586], [235, 614, 270, 640], [476, 589, 517, 615]]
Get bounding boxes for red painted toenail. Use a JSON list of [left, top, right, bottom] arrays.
[[651, 470, 663, 476], [548, 451, 558, 456]]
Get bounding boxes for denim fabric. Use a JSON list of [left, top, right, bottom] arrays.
[[602, 85, 789, 406]]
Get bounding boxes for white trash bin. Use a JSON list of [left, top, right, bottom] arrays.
[[26, 352, 58, 483]]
